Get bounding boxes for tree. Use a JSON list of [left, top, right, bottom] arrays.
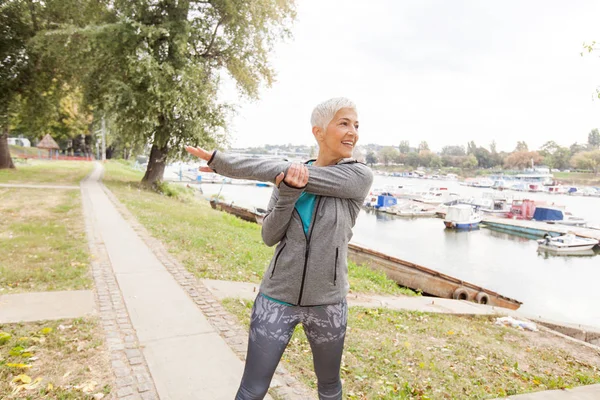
[[365, 150, 377, 166], [0, 0, 104, 169], [441, 145, 465, 156], [490, 140, 497, 154], [571, 150, 600, 174], [570, 142, 587, 155], [398, 140, 410, 154], [515, 141, 528, 152], [467, 141, 476, 155], [539, 141, 570, 170], [588, 128, 600, 149], [473, 147, 492, 168], [378, 146, 399, 166], [461, 154, 478, 169], [504, 151, 542, 170], [68, 0, 296, 185]]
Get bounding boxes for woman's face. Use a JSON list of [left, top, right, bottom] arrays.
[[316, 107, 359, 159]]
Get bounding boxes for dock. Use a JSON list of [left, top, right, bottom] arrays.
[[481, 217, 600, 241]]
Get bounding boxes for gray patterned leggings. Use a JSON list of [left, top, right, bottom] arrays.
[[235, 294, 348, 400]]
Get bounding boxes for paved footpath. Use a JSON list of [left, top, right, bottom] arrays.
[[80, 163, 311, 399], [81, 163, 245, 399]]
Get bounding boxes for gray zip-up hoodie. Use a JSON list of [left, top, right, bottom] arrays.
[[208, 151, 373, 306]]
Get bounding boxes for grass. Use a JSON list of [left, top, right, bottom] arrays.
[[224, 298, 600, 399], [8, 145, 42, 158], [102, 161, 414, 295], [0, 318, 112, 399], [0, 160, 93, 185], [0, 188, 92, 293], [553, 172, 600, 186]]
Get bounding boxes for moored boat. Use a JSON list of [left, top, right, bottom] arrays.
[[532, 206, 587, 227], [443, 204, 482, 229], [537, 233, 599, 253]]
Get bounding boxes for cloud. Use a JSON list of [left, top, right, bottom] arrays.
[[219, 0, 600, 152]]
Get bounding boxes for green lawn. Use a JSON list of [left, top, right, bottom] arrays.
[[0, 160, 93, 185], [0, 188, 92, 293], [224, 298, 600, 400], [102, 161, 414, 295]]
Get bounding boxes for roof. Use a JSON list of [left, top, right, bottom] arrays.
[[36, 134, 60, 150]]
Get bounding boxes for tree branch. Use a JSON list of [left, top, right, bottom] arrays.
[[200, 17, 225, 57]]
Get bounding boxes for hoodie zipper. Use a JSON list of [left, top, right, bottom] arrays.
[[334, 247, 339, 285], [270, 243, 286, 279], [296, 197, 322, 305]]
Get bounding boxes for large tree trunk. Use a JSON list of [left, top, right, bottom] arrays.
[[0, 128, 16, 169], [141, 142, 168, 186]]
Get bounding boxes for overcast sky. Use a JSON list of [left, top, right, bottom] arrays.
[[219, 0, 600, 153]]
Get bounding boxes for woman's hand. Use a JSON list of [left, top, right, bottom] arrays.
[[276, 163, 308, 188], [185, 146, 215, 172]]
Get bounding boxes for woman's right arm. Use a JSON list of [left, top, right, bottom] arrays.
[[261, 184, 304, 247]]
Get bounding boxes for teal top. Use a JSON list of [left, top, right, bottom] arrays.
[[295, 192, 317, 235], [294, 161, 317, 235], [262, 162, 317, 307]]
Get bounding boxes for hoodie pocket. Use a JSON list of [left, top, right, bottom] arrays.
[[333, 247, 339, 285], [270, 243, 287, 279]]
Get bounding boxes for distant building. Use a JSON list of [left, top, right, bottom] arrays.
[[8, 137, 31, 147]]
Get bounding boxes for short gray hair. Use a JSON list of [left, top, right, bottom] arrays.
[[310, 97, 357, 130]]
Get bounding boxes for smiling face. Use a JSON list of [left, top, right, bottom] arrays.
[[313, 107, 359, 162]]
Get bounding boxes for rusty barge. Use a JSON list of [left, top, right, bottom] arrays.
[[348, 243, 522, 310]]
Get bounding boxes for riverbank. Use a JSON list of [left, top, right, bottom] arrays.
[[99, 161, 600, 398], [371, 165, 600, 186]]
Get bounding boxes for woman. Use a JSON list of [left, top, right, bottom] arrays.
[[186, 97, 373, 400]]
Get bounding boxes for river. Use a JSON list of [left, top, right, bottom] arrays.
[[194, 174, 600, 329]]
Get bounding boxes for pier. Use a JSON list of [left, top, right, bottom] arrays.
[[481, 217, 600, 241]]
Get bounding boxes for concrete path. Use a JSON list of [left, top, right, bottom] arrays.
[[0, 290, 96, 323], [499, 384, 600, 399], [81, 164, 247, 400], [0, 183, 79, 189], [202, 278, 511, 316]]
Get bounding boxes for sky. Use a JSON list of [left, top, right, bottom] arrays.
[[219, 0, 600, 153]]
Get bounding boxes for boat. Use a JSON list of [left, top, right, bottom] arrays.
[[546, 185, 568, 195], [537, 233, 599, 253], [532, 206, 587, 227], [443, 204, 482, 229], [347, 243, 522, 309], [506, 199, 539, 220], [209, 199, 266, 224]]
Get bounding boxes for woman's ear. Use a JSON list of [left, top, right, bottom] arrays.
[[312, 126, 323, 143]]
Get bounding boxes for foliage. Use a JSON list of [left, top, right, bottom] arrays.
[[588, 128, 600, 149], [398, 140, 410, 154], [365, 150, 377, 166], [515, 141, 529, 152], [504, 151, 542, 170], [441, 145, 465, 156], [52, 0, 297, 184], [418, 141, 429, 152], [379, 146, 400, 166], [570, 150, 600, 174]]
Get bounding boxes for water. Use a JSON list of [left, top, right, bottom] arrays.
[[197, 176, 600, 329]]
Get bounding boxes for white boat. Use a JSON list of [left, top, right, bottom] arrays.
[[537, 233, 599, 252], [443, 204, 482, 229]]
